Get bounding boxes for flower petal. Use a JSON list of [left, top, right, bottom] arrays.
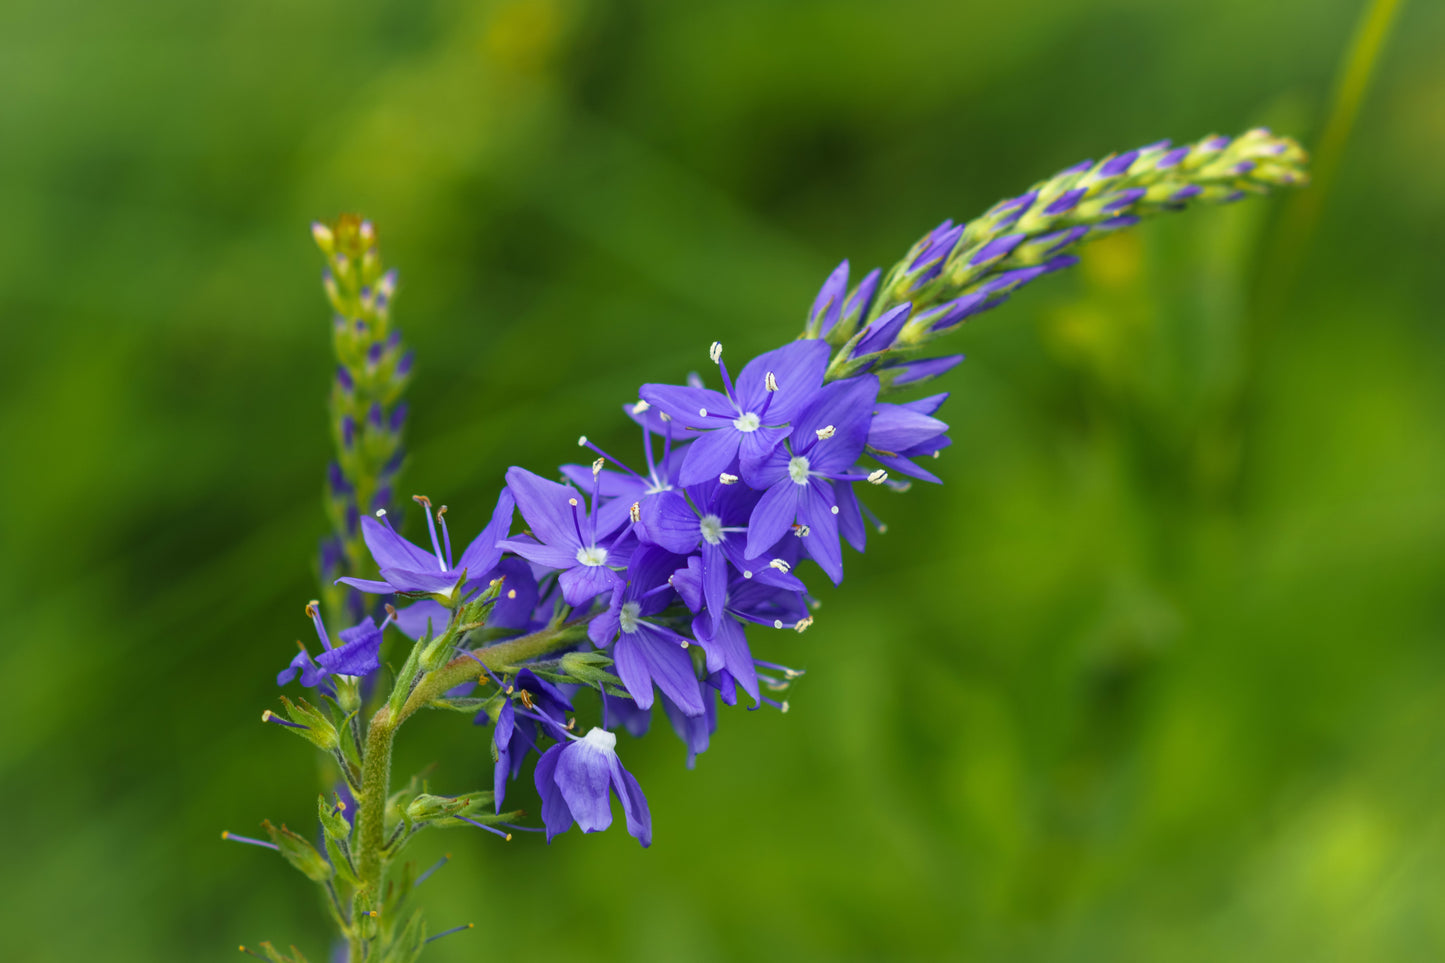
[[555, 741, 615, 834], [678, 427, 742, 486], [558, 563, 623, 608], [532, 745, 573, 842], [456, 488, 515, 575], [745, 481, 801, 559], [505, 467, 583, 551], [802, 477, 845, 584], [735, 339, 829, 418], [637, 384, 732, 429], [638, 490, 700, 554], [608, 755, 652, 847]]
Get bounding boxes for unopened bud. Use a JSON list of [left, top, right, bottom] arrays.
[[311, 221, 335, 254]]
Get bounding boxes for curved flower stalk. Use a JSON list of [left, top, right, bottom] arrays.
[[228, 129, 1307, 961]]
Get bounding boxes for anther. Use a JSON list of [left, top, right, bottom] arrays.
[[769, 558, 791, 574], [680, 640, 690, 648], [765, 371, 779, 392], [773, 619, 784, 629], [932, 450, 941, 459], [518, 690, 536, 710], [867, 469, 888, 485], [830, 505, 839, 515], [592, 457, 605, 476], [660, 411, 672, 422], [629, 501, 641, 523], [412, 494, 432, 509], [709, 341, 723, 363], [578, 435, 588, 446], [793, 523, 811, 537], [795, 616, 814, 633], [698, 408, 708, 417], [507, 589, 516, 599], [815, 425, 835, 440], [568, 498, 578, 507], [632, 400, 651, 413], [304, 600, 320, 619], [719, 472, 739, 485], [375, 508, 387, 517], [743, 569, 753, 579], [385, 603, 397, 619]]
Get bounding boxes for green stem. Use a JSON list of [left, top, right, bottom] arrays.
[[343, 616, 590, 961]]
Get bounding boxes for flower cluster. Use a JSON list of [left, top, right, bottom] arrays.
[[240, 128, 1307, 960], [312, 214, 413, 625]]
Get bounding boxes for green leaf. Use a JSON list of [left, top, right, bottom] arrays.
[[261, 820, 333, 883]]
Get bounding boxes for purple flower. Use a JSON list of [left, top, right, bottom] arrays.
[[639, 340, 829, 486], [660, 687, 716, 769], [561, 426, 686, 541], [640, 476, 804, 630], [534, 727, 651, 846], [493, 669, 574, 810], [671, 556, 811, 703], [277, 603, 390, 688], [866, 394, 951, 484], [744, 374, 880, 583], [587, 545, 704, 716], [809, 260, 850, 336], [339, 490, 514, 600], [393, 557, 540, 640], [498, 467, 631, 608]]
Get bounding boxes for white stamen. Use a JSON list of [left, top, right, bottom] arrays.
[[699, 514, 724, 545], [581, 727, 617, 752], [719, 473, 739, 485], [795, 616, 813, 633], [680, 639, 690, 648], [629, 501, 641, 523], [810, 599, 822, 610], [932, 450, 941, 459], [375, 509, 387, 517], [878, 523, 888, 534], [660, 412, 673, 422], [577, 435, 588, 446], [765, 371, 778, 392], [773, 619, 784, 629], [769, 558, 791, 574], [815, 425, 835, 440], [830, 505, 839, 515], [575, 546, 608, 567], [633, 400, 651, 413], [619, 601, 642, 634], [788, 456, 811, 485], [592, 457, 605, 476], [709, 341, 723, 363], [568, 498, 578, 507], [743, 569, 753, 579], [867, 469, 888, 485], [507, 589, 517, 599], [794, 524, 810, 538], [780, 701, 790, 713], [699, 408, 708, 418], [733, 411, 761, 433]]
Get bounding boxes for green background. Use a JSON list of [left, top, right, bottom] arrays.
[[2, 0, 1442, 959]]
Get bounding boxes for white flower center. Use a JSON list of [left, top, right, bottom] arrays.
[[582, 727, 617, 752], [733, 411, 761, 433], [699, 514, 724, 545], [619, 600, 642, 634], [575, 545, 608, 567], [788, 456, 811, 485]]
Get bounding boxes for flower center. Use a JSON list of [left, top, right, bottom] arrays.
[[699, 514, 724, 545], [619, 601, 642, 634], [575, 545, 608, 567], [788, 456, 811, 485], [733, 411, 761, 433], [582, 727, 617, 752]]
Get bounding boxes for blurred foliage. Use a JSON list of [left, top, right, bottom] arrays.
[[2, 0, 1443, 960]]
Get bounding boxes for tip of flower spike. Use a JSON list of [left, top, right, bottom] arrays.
[[709, 341, 723, 363]]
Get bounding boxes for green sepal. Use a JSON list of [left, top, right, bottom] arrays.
[[388, 639, 424, 717], [268, 696, 339, 752], [318, 794, 351, 842], [248, 942, 308, 963], [323, 834, 358, 886], [382, 909, 427, 963], [559, 650, 620, 687], [261, 820, 333, 883], [404, 793, 475, 823]]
